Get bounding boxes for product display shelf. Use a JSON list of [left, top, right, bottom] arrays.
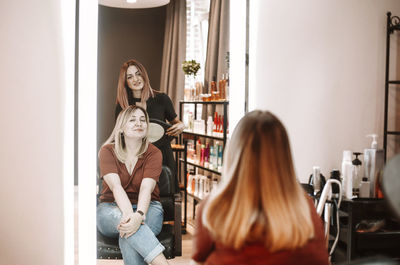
[[180, 100, 229, 104], [187, 192, 203, 202], [383, 12, 400, 161], [331, 198, 400, 263], [179, 100, 229, 232], [182, 130, 225, 141], [179, 158, 221, 175]]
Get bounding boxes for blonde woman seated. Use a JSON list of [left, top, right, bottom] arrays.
[[97, 105, 170, 265], [191, 111, 329, 265]]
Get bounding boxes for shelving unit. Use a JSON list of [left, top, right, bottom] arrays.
[[179, 100, 228, 231], [383, 12, 400, 161], [331, 198, 400, 263]]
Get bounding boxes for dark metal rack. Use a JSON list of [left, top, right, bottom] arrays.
[[384, 12, 400, 161], [178, 100, 229, 231]]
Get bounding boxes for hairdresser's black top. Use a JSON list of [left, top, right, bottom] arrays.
[[115, 92, 177, 123]]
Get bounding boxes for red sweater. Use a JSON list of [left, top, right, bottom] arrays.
[[192, 197, 329, 265]]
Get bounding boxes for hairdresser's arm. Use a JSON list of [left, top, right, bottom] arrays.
[[103, 173, 135, 221], [166, 117, 185, 136]]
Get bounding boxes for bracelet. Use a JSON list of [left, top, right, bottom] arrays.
[[136, 210, 144, 216]]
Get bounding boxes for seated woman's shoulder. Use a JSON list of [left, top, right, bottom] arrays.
[[99, 143, 116, 155], [147, 143, 162, 160], [147, 143, 162, 154], [101, 143, 114, 150]]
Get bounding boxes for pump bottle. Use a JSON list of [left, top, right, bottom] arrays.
[[352, 152, 363, 195]]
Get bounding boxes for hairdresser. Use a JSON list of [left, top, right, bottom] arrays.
[[190, 110, 329, 265], [115, 59, 184, 191]]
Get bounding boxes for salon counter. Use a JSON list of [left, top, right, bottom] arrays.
[[331, 198, 400, 263]]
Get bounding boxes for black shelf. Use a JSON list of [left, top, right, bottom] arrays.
[[179, 100, 229, 105], [333, 199, 400, 263], [187, 192, 203, 201], [390, 24, 400, 32], [387, 131, 400, 135], [388, 80, 400, 84], [182, 130, 225, 141], [179, 158, 221, 175]]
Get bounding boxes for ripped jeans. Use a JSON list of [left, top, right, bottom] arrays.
[[97, 201, 165, 265]]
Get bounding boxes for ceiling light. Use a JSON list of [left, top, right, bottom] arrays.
[[99, 0, 170, 9]]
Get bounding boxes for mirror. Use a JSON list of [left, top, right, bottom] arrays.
[[77, 0, 247, 263]]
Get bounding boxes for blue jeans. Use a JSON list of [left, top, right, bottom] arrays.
[[97, 201, 165, 265]]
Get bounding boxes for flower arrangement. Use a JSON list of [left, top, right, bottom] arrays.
[[182, 59, 201, 76]]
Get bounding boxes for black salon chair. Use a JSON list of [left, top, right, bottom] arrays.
[[97, 165, 182, 260]]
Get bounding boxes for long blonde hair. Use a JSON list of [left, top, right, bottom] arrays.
[[116, 59, 155, 109], [203, 110, 314, 252], [101, 105, 150, 163]]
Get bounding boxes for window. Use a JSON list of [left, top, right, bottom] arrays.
[[185, 0, 210, 87]]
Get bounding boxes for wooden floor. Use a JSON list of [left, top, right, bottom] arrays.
[[75, 186, 194, 265]]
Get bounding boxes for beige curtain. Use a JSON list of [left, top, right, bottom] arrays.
[[204, 0, 230, 92], [160, 0, 187, 114]]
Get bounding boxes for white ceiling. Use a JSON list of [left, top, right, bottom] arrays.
[[99, 0, 170, 9]]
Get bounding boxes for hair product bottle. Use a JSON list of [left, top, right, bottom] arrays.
[[342, 150, 354, 199], [217, 143, 223, 172], [207, 116, 213, 135], [352, 152, 363, 196], [311, 166, 321, 195], [364, 134, 384, 197], [330, 169, 341, 198], [359, 176, 370, 198]]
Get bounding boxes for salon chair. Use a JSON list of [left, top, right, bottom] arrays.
[[97, 165, 182, 259]]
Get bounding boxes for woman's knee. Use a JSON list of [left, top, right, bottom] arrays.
[[97, 203, 122, 236]]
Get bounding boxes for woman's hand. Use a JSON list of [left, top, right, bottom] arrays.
[[117, 212, 144, 238], [166, 122, 185, 136]]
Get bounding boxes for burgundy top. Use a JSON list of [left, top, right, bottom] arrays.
[[192, 196, 329, 265], [99, 143, 162, 204]]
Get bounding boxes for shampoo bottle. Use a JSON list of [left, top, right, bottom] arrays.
[[311, 166, 321, 196], [209, 146, 215, 170], [359, 177, 370, 198], [207, 116, 213, 135], [342, 150, 354, 199]]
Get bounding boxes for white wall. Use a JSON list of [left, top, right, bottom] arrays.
[[0, 1, 65, 264], [249, 0, 400, 182]]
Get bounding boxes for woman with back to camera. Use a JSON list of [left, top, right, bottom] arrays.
[[97, 105, 170, 265], [115, 59, 185, 190], [190, 110, 329, 265]]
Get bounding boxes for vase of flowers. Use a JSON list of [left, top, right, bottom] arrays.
[[182, 60, 201, 101], [182, 59, 200, 76]]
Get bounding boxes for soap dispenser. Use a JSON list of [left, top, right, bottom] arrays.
[[352, 152, 363, 195], [364, 134, 384, 197]]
